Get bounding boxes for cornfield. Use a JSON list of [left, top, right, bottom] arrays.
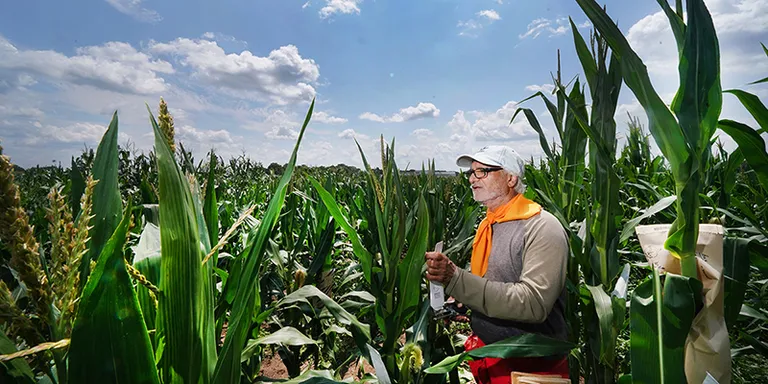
[[1, 0, 767, 383]]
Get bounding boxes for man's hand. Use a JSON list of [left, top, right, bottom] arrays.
[[425, 251, 456, 286]]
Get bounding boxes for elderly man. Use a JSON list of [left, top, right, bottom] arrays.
[[425, 145, 569, 383]]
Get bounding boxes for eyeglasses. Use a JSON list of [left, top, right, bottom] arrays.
[[462, 167, 504, 179]]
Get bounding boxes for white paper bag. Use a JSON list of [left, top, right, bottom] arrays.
[[635, 224, 730, 384]]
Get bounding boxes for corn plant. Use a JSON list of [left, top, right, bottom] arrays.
[[310, 137, 431, 383], [575, 0, 724, 382]]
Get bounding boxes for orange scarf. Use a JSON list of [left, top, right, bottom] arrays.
[[471, 194, 542, 276]]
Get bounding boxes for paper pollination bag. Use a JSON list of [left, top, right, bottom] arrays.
[[634, 224, 731, 384]]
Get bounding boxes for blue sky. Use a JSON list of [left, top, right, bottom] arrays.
[[0, 0, 766, 170]]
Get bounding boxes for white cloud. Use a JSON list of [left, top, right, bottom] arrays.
[[24, 122, 107, 145], [176, 125, 235, 145], [313, 111, 347, 124], [338, 128, 369, 141], [525, 84, 555, 93], [449, 102, 539, 142], [477, 10, 501, 21], [150, 38, 319, 105], [266, 126, 299, 140], [320, 0, 362, 19], [303, 2, 312, 9], [104, 0, 161, 23], [359, 102, 440, 123], [458, 9, 501, 37], [626, 0, 768, 93], [519, 17, 590, 40], [0, 105, 44, 118], [0, 36, 173, 95], [411, 128, 434, 140]]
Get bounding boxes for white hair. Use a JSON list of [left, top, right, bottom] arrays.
[[504, 167, 526, 194]]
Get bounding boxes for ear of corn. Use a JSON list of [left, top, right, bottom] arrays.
[[67, 200, 160, 384]]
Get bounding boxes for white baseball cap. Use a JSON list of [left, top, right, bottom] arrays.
[[456, 145, 525, 176]]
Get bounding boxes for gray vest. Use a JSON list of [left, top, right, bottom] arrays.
[[470, 219, 568, 345]]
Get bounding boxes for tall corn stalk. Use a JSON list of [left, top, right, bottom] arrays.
[[310, 137, 431, 383], [512, 52, 590, 381], [574, 0, 722, 381], [561, 24, 629, 383]]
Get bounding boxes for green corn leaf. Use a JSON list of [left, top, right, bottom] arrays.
[[569, 18, 597, 91], [724, 90, 768, 132], [148, 104, 214, 384], [69, 157, 85, 220], [620, 196, 677, 243], [424, 333, 576, 374], [748, 43, 768, 84], [561, 79, 589, 222], [586, 285, 616, 367], [510, 108, 554, 161], [309, 176, 374, 283], [718, 120, 768, 192], [396, 193, 430, 330], [204, 151, 219, 259], [671, 0, 721, 156], [241, 327, 316, 363], [574, 0, 688, 181], [81, 111, 123, 287], [723, 237, 751, 328], [0, 330, 35, 384], [68, 202, 160, 384], [212, 99, 313, 384], [516, 91, 563, 141], [655, 0, 686, 54], [629, 270, 702, 384], [278, 285, 371, 343], [740, 304, 768, 322]]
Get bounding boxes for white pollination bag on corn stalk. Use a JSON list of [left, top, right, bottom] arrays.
[[635, 224, 730, 384]]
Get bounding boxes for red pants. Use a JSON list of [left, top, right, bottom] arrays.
[[464, 334, 569, 384]]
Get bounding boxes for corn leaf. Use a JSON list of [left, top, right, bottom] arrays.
[[510, 108, 554, 161], [81, 111, 123, 286], [204, 151, 219, 260], [629, 270, 702, 384], [574, 0, 688, 182], [149, 104, 214, 384], [718, 120, 768, 192], [212, 99, 313, 384], [241, 327, 317, 362], [515, 91, 563, 142], [620, 196, 677, 243], [309, 176, 374, 283], [424, 333, 576, 374], [655, 0, 686, 54], [0, 330, 35, 384], [395, 193, 430, 330], [723, 237, 751, 328], [586, 286, 615, 366], [569, 18, 597, 91], [724, 90, 768, 132], [278, 285, 371, 343], [68, 202, 160, 384], [748, 43, 768, 84], [69, 157, 85, 220]]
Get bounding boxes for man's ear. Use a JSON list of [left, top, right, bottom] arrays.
[[508, 175, 518, 189]]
